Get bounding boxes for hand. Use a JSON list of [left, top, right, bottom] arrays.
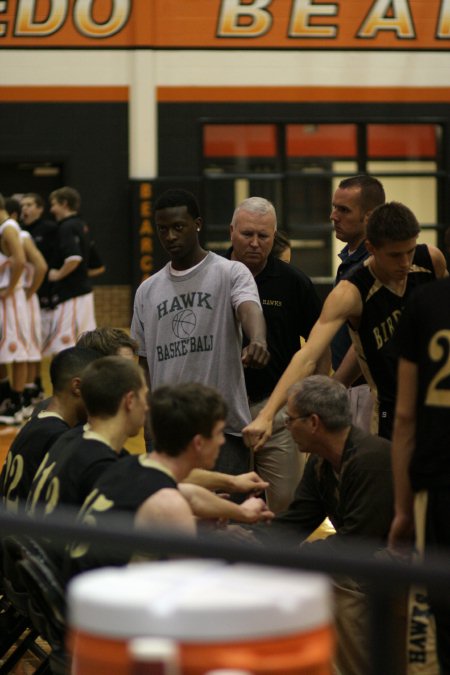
[[233, 471, 269, 494], [241, 341, 270, 369], [48, 268, 59, 282], [243, 415, 273, 452], [387, 513, 415, 559], [0, 287, 12, 299], [239, 496, 274, 524], [25, 288, 34, 301]]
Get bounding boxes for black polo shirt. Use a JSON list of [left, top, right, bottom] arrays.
[[226, 250, 322, 402], [50, 215, 92, 306]]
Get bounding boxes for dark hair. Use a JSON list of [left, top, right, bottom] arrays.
[[366, 201, 420, 247], [49, 186, 81, 212], [289, 375, 351, 430], [339, 175, 385, 214], [272, 229, 291, 259], [77, 327, 137, 356], [149, 383, 227, 456], [80, 356, 145, 418], [154, 189, 200, 220], [5, 198, 21, 218], [50, 347, 102, 394], [23, 193, 45, 209], [0, 194, 4, 210]]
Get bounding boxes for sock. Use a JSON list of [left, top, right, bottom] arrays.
[[0, 377, 11, 400], [10, 390, 23, 408]]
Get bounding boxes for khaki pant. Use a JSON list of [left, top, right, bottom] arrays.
[[249, 399, 305, 514]]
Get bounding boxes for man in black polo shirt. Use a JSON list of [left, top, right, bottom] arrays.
[[228, 196, 329, 512], [43, 186, 95, 355]]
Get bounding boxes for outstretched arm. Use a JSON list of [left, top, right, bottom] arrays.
[[183, 469, 268, 494], [243, 281, 362, 451], [236, 300, 270, 368], [178, 483, 274, 524]]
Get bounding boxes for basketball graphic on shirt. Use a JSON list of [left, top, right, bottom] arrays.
[[172, 309, 197, 338]]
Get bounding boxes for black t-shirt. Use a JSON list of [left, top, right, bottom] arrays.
[[50, 215, 92, 306], [226, 251, 322, 401], [397, 276, 450, 490], [26, 427, 119, 517], [68, 455, 178, 574], [0, 412, 69, 513], [25, 217, 59, 307]]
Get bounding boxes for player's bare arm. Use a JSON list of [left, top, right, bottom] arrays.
[[1, 226, 25, 297], [134, 487, 197, 535], [243, 281, 363, 451], [428, 244, 448, 279], [333, 344, 363, 387], [23, 235, 48, 298], [388, 357, 418, 555], [48, 257, 81, 282], [236, 300, 270, 368], [178, 483, 274, 524], [183, 469, 268, 494]]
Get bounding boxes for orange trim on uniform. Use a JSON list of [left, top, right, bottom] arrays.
[[157, 86, 450, 103], [0, 86, 129, 102]]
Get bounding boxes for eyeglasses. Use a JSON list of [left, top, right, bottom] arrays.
[[284, 413, 310, 426]]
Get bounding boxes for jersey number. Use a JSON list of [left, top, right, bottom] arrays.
[[425, 330, 450, 407]]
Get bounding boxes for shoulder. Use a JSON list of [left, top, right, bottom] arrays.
[[345, 428, 391, 469], [0, 218, 21, 236], [135, 266, 167, 293], [135, 486, 195, 532], [424, 244, 448, 279]]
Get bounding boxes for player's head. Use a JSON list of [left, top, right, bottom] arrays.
[[21, 193, 45, 226], [50, 347, 102, 395], [77, 328, 137, 360], [154, 189, 202, 262], [80, 356, 147, 423], [0, 194, 5, 210], [49, 186, 81, 220], [149, 383, 227, 466], [230, 197, 277, 275], [5, 197, 21, 220], [366, 201, 420, 248]]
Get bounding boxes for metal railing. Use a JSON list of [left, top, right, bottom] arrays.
[[1, 508, 449, 675]]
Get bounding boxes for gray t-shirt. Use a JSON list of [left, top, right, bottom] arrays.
[[131, 252, 261, 434]]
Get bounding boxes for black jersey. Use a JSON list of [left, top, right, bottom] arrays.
[[25, 217, 58, 307], [26, 426, 119, 517], [68, 455, 177, 574], [0, 412, 69, 513], [50, 215, 92, 306], [347, 244, 435, 438], [397, 277, 450, 490]]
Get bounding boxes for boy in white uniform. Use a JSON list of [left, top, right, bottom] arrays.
[[0, 193, 29, 424]]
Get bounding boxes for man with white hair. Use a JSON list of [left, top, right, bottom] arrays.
[[228, 197, 329, 512]]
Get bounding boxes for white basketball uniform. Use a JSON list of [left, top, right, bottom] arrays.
[[0, 219, 30, 364]]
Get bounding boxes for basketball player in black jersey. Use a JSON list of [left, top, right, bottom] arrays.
[[244, 201, 448, 447], [0, 346, 100, 513], [68, 382, 273, 576], [389, 277, 450, 672]]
